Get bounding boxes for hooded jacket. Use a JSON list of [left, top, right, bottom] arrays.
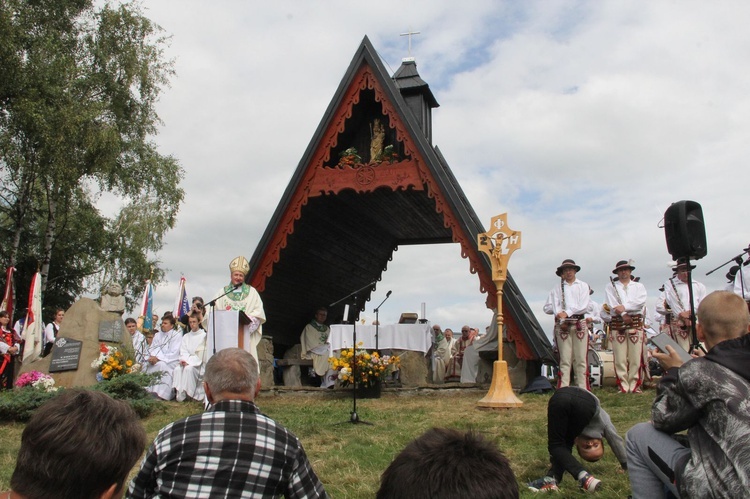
[[652, 334, 750, 498]]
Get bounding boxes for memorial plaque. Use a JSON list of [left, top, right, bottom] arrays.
[[49, 338, 83, 373], [98, 319, 124, 342]]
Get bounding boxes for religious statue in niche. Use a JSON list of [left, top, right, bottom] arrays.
[[370, 118, 385, 161], [336, 118, 400, 168]]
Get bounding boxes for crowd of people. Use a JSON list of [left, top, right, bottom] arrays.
[[528, 288, 750, 495], [0, 307, 65, 390], [429, 323, 484, 383], [543, 255, 750, 395], [124, 255, 266, 401], [3, 251, 750, 497]]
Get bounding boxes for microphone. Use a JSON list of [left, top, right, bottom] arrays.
[[386, 290, 392, 297], [234, 282, 243, 289]]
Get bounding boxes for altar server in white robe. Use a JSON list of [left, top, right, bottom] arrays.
[[126, 317, 148, 365], [172, 314, 208, 402], [143, 314, 182, 400]]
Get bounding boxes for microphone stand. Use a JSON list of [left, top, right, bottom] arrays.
[[207, 283, 242, 355], [705, 246, 750, 275], [330, 281, 377, 425], [373, 290, 392, 353]]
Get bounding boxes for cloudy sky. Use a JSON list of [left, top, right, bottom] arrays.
[[123, 1, 749, 339]]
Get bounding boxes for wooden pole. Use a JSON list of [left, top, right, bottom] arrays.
[[476, 213, 523, 409]]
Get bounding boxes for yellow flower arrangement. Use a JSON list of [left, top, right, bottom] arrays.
[[91, 343, 139, 381], [329, 343, 399, 388]]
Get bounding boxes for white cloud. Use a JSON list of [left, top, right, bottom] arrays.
[[99, 1, 749, 342]]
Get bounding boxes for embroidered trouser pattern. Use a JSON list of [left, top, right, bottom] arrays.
[[668, 319, 691, 352], [554, 319, 589, 389], [611, 327, 644, 393]]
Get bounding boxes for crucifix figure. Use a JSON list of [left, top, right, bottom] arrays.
[[476, 213, 523, 408]]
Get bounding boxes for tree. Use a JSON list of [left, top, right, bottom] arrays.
[[0, 0, 184, 317]]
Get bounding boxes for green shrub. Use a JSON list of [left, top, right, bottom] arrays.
[[91, 372, 164, 418], [0, 372, 164, 422], [0, 387, 58, 422]]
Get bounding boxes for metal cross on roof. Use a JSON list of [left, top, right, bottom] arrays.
[[400, 29, 421, 56]]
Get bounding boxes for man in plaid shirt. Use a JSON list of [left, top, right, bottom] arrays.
[[127, 348, 328, 498]]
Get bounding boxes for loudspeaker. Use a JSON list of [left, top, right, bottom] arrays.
[[664, 200, 707, 260]]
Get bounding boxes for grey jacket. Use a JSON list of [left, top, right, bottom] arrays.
[[652, 334, 750, 498]]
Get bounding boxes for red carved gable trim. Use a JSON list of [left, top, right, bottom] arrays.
[[504, 301, 535, 360], [250, 63, 498, 325]]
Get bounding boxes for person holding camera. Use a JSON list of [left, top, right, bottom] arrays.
[[180, 296, 207, 331], [626, 291, 750, 498]]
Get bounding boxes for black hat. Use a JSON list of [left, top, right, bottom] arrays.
[[726, 265, 740, 282], [520, 375, 554, 394], [555, 259, 581, 276], [672, 259, 696, 271], [612, 260, 635, 274]]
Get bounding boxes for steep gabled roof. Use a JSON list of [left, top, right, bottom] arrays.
[[248, 36, 552, 362]]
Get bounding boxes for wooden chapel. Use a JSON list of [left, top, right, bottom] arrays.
[[246, 36, 553, 386]]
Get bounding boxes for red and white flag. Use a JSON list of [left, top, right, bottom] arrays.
[[22, 272, 43, 363], [0, 266, 14, 323]]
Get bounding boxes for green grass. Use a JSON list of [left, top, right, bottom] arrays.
[[0, 386, 653, 498]]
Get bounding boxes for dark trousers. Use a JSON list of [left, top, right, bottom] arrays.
[[547, 387, 597, 481]]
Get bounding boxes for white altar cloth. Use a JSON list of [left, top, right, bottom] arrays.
[[329, 323, 431, 354]]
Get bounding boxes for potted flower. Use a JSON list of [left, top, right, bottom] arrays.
[[329, 343, 399, 397], [15, 370, 57, 392], [380, 144, 399, 164], [337, 147, 362, 167]]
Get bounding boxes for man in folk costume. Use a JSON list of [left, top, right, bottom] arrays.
[[585, 288, 604, 349], [656, 260, 707, 352], [544, 259, 591, 389], [605, 260, 648, 393], [300, 307, 336, 388], [214, 256, 266, 367]]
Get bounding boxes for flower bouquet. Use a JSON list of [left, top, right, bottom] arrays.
[[329, 343, 399, 389], [337, 147, 362, 167], [379, 144, 399, 164], [15, 370, 57, 392], [91, 343, 138, 381]]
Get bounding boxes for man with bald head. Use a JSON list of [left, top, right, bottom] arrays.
[[627, 291, 750, 498], [128, 348, 327, 498]]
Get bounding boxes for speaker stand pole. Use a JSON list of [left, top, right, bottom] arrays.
[[684, 258, 705, 354]]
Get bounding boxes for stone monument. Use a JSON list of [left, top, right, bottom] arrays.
[[18, 298, 125, 388]]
